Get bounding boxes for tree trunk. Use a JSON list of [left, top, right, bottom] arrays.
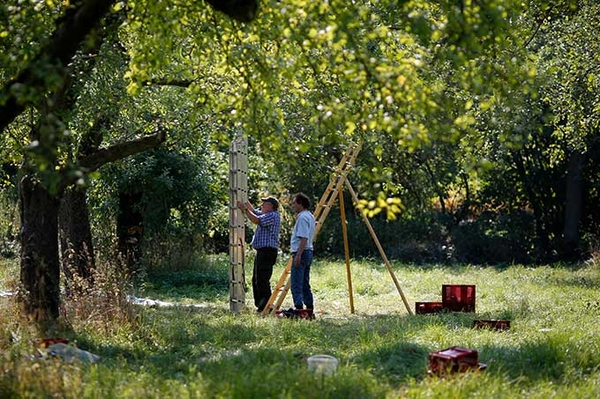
[[563, 150, 584, 259], [59, 185, 95, 288], [117, 192, 144, 270], [512, 150, 552, 259], [421, 159, 447, 214], [19, 174, 61, 323]]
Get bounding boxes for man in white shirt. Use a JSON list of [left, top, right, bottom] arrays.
[[289, 192, 316, 318]]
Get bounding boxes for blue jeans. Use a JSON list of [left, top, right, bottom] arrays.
[[290, 250, 314, 309]]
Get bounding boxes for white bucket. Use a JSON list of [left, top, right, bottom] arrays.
[[307, 354, 339, 376]]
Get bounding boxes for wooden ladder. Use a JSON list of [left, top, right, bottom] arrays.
[[261, 143, 362, 316], [229, 133, 248, 313]]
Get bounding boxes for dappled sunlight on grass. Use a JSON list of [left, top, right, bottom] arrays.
[[2, 256, 600, 397]]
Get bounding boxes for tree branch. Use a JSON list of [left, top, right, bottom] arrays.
[[0, 0, 259, 133], [524, 5, 554, 49], [144, 79, 194, 88], [0, 0, 117, 132], [79, 128, 166, 172], [57, 127, 166, 193]]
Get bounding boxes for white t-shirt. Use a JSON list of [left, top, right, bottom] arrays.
[[290, 210, 315, 252]]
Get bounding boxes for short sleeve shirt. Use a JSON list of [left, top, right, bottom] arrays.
[[290, 210, 315, 252], [251, 210, 281, 249]]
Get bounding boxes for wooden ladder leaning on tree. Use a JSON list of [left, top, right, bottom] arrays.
[[261, 142, 413, 317], [229, 133, 248, 313]]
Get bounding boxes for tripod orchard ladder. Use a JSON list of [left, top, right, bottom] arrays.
[[260, 143, 362, 316], [229, 133, 248, 312], [262, 142, 412, 316]]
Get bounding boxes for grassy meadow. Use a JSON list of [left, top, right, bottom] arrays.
[[1, 254, 600, 398]]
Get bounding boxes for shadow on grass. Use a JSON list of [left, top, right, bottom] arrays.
[[547, 274, 600, 290], [64, 304, 600, 397], [350, 341, 430, 382], [479, 338, 598, 381]]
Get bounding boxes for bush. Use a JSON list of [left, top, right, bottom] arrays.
[[450, 209, 536, 264], [315, 208, 448, 263], [313, 206, 539, 265], [88, 147, 218, 270]]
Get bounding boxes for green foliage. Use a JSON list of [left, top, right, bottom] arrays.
[[0, 0, 599, 291], [0, 2, 59, 80], [122, 0, 529, 160], [316, 206, 446, 262], [89, 145, 217, 265], [450, 210, 537, 264], [0, 168, 18, 259], [533, 0, 600, 149], [2, 257, 600, 397], [316, 204, 539, 265], [111, 148, 212, 236]]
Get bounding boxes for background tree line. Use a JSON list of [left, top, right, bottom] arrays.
[[1, 0, 598, 326]]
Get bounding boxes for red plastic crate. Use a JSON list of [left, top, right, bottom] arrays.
[[415, 301, 444, 314], [428, 346, 479, 376], [442, 284, 476, 312], [34, 338, 70, 348], [472, 319, 511, 331]]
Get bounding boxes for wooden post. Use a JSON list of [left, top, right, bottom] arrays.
[[338, 189, 355, 313], [229, 133, 248, 312]]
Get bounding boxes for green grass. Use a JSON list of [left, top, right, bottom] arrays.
[[1, 255, 600, 398]]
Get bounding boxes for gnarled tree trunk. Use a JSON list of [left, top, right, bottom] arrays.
[[19, 174, 61, 322]]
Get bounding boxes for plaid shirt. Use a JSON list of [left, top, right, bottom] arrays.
[[251, 210, 281, 249]]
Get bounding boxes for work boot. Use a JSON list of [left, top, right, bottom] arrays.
[[298, 309, 315, 320]]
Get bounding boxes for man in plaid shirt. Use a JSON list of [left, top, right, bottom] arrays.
[[238, 196, 281, 312]]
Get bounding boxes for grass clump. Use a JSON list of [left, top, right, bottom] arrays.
[[1, 255, 599, 398]]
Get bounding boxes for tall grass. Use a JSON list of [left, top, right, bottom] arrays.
[[1, 255, 599, 398]]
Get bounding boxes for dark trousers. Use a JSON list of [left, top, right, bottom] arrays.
[[253, 247, 278, 311]]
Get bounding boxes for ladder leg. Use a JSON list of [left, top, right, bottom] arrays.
[[344, 178, 413, 315], [339, 189, 355, 314], [261, 258, 293, 316]]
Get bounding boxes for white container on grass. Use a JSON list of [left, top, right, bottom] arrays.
[[307, 354, 338, 376]]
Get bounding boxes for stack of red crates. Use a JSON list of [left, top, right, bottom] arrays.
[[442, 284, 476, 312], [428, 346, 484, 376], [415, 284, 476, 314]]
